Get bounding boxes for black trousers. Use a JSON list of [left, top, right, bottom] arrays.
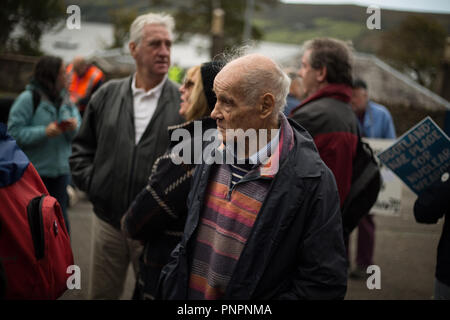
[[41, 174, 70, 235]]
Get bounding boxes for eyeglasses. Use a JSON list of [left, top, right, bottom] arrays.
[[182, 79, 195, 89]]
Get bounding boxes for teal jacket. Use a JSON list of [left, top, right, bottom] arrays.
[[7, 84, 81, 177]]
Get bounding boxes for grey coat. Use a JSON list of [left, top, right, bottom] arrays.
[[70, 76, 183, 229]]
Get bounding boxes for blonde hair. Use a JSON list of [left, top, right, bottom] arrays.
[[184, 66, 209, 122]]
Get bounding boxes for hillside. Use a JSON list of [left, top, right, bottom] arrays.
[[65, 0, 450, 53], [256, 3, 450, 53]]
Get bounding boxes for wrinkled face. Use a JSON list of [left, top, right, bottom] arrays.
[[298, 49, 321, 98], [179, 68, 199, 117], [130, 24, 172, 77], [211, 67, 262, 144], [351, 88, 368, 115]]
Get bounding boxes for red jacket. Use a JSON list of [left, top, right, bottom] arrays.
[[290, 84, 358, 206]]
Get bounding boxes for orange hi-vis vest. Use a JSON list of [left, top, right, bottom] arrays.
[[66, 64, 104, 111]]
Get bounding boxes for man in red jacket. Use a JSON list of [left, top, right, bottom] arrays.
[[290, 38, 359, 239]]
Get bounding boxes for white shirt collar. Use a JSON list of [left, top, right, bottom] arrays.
[[248, 128, 280, 165], [224, 128, 280, 165], [131, 73, 167, 97]]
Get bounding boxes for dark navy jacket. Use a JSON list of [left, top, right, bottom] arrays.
[[414, 173, 450, 287], [158, 119, 348, 300]]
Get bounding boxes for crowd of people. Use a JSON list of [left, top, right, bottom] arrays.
[[0, 11, 448, 300]]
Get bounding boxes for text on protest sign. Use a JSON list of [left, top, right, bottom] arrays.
[[377, 117, 450, 195]]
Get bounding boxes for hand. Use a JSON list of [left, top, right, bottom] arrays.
[[45, 121, 63, 137], [65, 117, 78, 132]]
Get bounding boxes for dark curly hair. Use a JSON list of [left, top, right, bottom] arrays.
[[303, 38, 353, 86]]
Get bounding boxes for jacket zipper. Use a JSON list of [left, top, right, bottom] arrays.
[[226, 173, 272, 201]]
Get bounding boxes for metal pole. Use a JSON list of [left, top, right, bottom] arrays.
[[211, 0, 225, 58], [243, 0, 255, 42]]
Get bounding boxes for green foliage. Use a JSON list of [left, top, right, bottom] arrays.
[[259, 17, 364, 44], [168, 65, 185, 84], [60, 1, 450, 58], [109, 8, 138, 49], [1, 0, 65, 56], [173, 0, 278, 51], [378, 15, 447, 87], [60, 0, 175, 23], [254, 3, 450, 54]]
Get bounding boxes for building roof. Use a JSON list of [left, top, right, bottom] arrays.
[[353, 52, 450, 111]]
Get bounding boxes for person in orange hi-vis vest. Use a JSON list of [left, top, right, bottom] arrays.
[[66, 56, 105, 117]]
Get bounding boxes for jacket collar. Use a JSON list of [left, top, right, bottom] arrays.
[[121, 75, 178, 144], [211, 113, 295, 179], [131, 73, 167, 99], [257, 112, 294, 178], [235, 113, 320, 180], [289, 83, 352, 116]]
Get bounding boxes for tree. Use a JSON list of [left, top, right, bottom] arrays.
[[109, 8, 138, 49], [378, 15, 447, 88], [169, 0, 279, 54], [0, 0, 65, 56]]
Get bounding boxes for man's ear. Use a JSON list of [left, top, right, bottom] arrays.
[[260, 93, 276, 119], [129, 42, 136, 58], [316, 66, 327, 83]]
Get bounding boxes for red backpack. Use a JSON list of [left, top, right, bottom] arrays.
[[0, 124, 74, 299]]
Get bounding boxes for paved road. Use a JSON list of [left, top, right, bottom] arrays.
[[60, 198, 135, 300], [60, 186, 443, 300]]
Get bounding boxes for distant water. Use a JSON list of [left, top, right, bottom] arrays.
[[40, 22, 114, 63], [40, 22, 301, 67]]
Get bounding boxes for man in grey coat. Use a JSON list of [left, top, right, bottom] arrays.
[[70, 12, 183, 299]]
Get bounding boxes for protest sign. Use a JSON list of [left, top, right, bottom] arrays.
[[364, 138, 402, 216], [378, 117, 450, 195]]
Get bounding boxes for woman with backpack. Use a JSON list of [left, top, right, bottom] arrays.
[[7, 55, 81, 235]]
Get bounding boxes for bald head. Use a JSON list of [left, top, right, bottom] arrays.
[[221, 53, 276, 74], [211, 53, 289, 151], [215, 54, 290, 114]]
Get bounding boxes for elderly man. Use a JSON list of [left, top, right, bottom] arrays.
[[158, 53, 348, 300], [70, 13, 183, 299], [290, 38, 359, 219], [66, 56, 105, 117]]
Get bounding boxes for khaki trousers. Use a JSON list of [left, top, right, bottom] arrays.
[[89, 214, 143, 300]]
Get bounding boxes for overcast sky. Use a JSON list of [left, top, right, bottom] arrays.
[[281, 0, 450, 14]]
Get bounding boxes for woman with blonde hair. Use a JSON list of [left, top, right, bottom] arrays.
[[122, 61, 224, 300], [179, 65, 208, 121]]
